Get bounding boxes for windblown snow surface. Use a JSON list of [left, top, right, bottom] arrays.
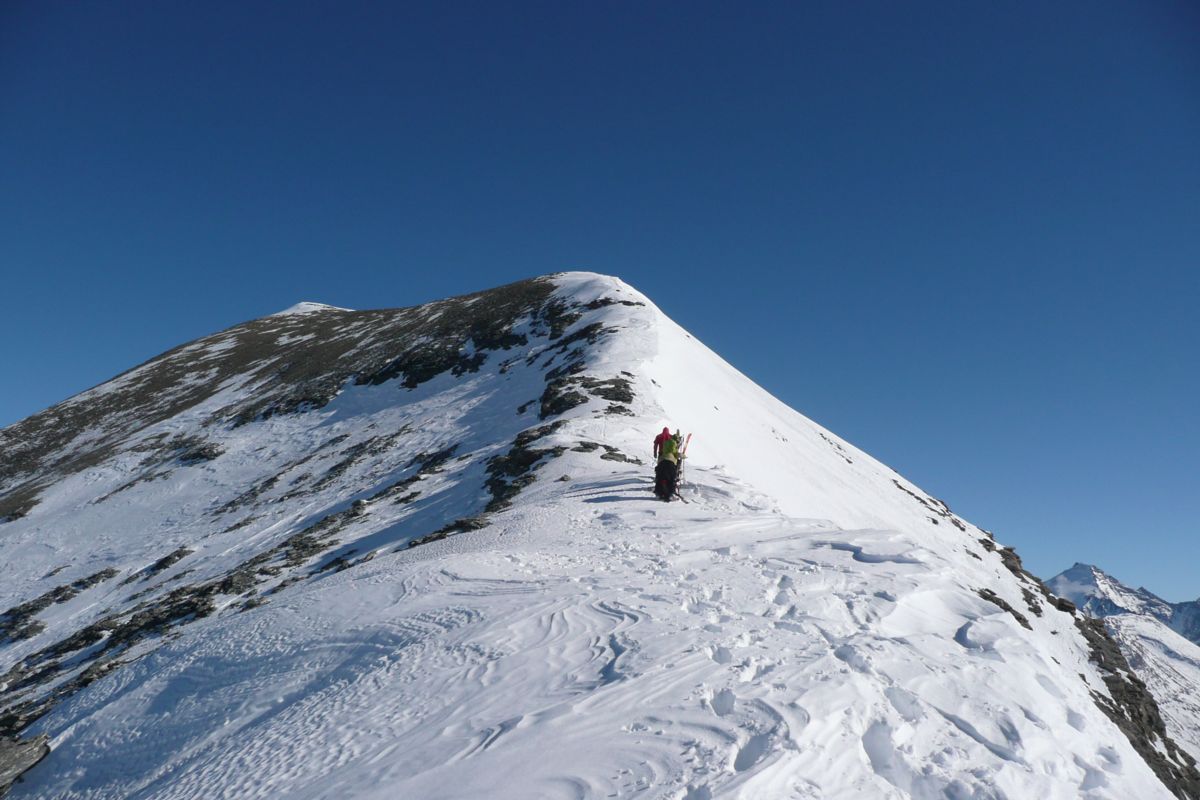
[[1, 274, 1193, 798]]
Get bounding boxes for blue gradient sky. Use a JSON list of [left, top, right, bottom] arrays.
[[2, 2, 1197, 598]]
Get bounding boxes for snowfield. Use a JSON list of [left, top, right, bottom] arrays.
[[1, 273, 1193, 799]]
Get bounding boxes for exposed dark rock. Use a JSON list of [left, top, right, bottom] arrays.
[[999, 547, 1059, 614], [120, 548, 193, 586], [578, 376, 634, 404], [539, 385, 589, 419], [1053, 596, 1077, 614], [549, 322, 609, 352], [977, 536, 1064, 620], [0, 494, 38, 525], [173, 438, 224, 465], [223, 515, 259, 533], [241, 596, 267, 611], [406, 446, 459, 473], [485, 422, 567, 512], [0, 734, 49, 796], [106, 591, 218, 651], [818, 431, 853, 464], [74, 569, 120, 591], [977, 588, 1032, 630], [353, 280, 558, 390], [539, 373, 634, 421], [1020, 586, 1044, 617], [406, 516, 491, 550], [599, 446, 642, 465], [315, 550, 359, 574], [604, 404, 635, 416], [582, 298, 645, 310], [1074, 617, 1200, 799], [539, 299, 584, 340], [893, 479, 966, 531], [0, 569, 120, 643]]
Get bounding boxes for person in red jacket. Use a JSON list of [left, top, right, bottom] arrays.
[[653, 427, 672, 460]]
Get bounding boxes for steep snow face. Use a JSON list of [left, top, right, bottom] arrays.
[[2, 273, 1196, 799]]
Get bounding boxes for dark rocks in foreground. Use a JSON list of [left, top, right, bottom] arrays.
[[0, 735, 49, 797]]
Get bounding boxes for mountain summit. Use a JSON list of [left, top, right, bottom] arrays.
[[2, 273, 1197, 798], [1048, 564, 1200, 645]]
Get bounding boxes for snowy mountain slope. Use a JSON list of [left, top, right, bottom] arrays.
[[2, 273, 1198, 799], [1048, 565, 1200, 764], [1106, 616, 1200, 764]]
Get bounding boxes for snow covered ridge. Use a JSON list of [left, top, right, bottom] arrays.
[[0, 275, 574, 520], [271, 301, 354, 316], [1, 272, 1198, 798]]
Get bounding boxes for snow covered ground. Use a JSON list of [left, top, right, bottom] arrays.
[[1, 273, 1192, 798]]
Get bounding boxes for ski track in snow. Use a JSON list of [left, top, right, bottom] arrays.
[[1, 273, 1177, 799]]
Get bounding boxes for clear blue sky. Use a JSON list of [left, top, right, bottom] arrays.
[[2, 2, 1197, 598]]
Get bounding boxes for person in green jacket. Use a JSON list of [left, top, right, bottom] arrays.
[[654, 428, 683, 500]]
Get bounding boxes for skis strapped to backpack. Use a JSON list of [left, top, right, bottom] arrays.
[[677, 433, 692, 486]]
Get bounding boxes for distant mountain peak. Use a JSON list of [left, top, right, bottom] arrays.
[[1048, 563, 1199, 644], [1049, 563, 1166, 617]]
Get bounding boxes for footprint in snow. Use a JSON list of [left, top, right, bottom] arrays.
[[709, 645, 733, 664], [710, 687, 736, 717], [833, 643, 873, 674]]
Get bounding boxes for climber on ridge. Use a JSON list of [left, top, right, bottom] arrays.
[[653, 427, 684, 501]]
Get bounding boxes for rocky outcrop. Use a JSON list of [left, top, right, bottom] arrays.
[[0, 735, 49, 797], [1075, 616, 1200, 799]]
